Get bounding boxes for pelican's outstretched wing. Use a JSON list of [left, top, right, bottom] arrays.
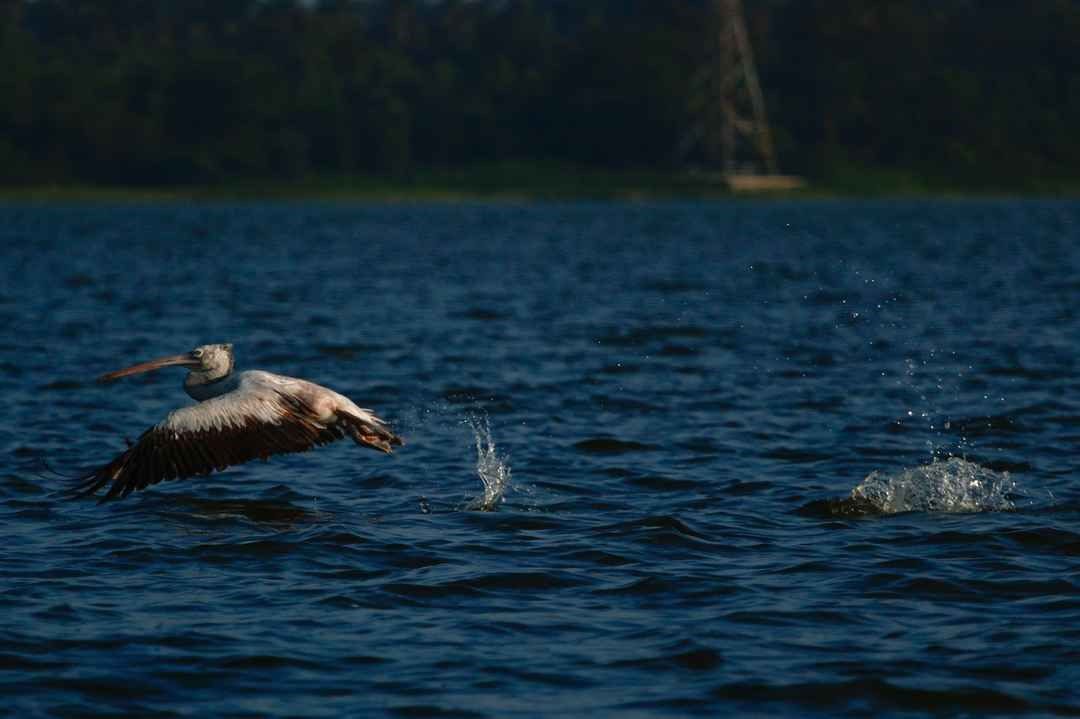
[[71, 374, 401, 502]]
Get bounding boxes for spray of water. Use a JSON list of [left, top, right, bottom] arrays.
[[396, 402, 514, 513], [463, 413, 512, 511], [850, 457, 1016, 514]]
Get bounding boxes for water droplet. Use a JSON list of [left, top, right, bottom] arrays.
[[464, 413, 512, 512]]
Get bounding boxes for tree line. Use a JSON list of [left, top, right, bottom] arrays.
[[1, 0, 1078, 188]]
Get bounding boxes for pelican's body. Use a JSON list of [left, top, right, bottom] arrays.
[[73, 344, 402, 501]]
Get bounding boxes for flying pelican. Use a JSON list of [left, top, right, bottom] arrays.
[[72, 343, 403, 502]]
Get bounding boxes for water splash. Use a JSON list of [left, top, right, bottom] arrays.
[[463, 413, 512, 511], [850, 457, 1016, 514], [394, 402, 514, 512]]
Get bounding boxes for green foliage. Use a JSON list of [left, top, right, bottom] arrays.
[[0, 0, 1077, 191]]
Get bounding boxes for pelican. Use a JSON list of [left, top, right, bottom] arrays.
[[72, 343, 403, 502]]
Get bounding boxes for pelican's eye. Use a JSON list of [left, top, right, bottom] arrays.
[[192, 349, 204, 359]]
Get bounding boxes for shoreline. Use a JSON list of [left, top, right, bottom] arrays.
[[2, 165, 1078, 203]]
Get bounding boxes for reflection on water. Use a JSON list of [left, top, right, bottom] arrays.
[[157, 496, 326, 527]]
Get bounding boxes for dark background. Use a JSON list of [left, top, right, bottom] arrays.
[[2, 0, 1078, 190]]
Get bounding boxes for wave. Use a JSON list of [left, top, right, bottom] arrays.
[[574, 437, 658, 454], [801, 457, 1033, 517]]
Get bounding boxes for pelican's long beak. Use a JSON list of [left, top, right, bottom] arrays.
[[98, 353, 201, 383]]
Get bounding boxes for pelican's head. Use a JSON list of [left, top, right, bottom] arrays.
[[98, 343, 235, 384], [188, 343, 235, 381]]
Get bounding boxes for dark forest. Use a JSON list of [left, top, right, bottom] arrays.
[[2, 0, 1078, 190]]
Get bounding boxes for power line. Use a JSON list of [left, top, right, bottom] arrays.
[[678, 0, 777, 176]]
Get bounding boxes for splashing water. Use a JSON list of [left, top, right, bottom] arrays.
[[463, 414, 512, 511], [850, 457, 1016, 514]]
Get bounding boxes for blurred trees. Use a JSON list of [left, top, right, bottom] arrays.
[[0, 0, 1077, 187]]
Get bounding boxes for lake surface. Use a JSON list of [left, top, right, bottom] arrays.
[[1, 200, 1078, 717]]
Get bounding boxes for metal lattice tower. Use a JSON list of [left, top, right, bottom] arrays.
[[678, 0, 777, 175]]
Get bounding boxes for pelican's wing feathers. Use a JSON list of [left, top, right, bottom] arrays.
[[71, 372, 400, 502]]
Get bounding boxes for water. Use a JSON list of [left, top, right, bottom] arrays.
[[462, 414, 512, 512], [1, 200, 1078, 717]]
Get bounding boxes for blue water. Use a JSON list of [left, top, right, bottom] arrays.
[[1, 200, 1078, 717]]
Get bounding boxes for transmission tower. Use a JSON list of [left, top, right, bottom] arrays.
[[678, 0, 778, 176]]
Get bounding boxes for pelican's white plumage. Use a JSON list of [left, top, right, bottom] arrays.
[[73, 344, 402, 502], [162, 371, 384, 433]]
